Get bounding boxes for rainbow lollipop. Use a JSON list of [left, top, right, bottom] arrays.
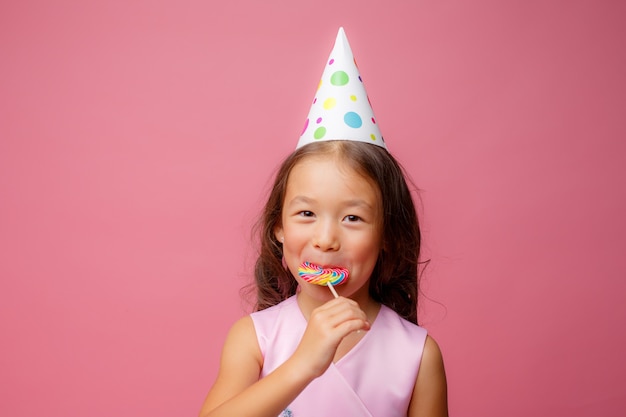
[[298, 261, 349, 298]]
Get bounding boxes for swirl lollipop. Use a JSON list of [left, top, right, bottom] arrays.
[[298, 261, 349, 298]]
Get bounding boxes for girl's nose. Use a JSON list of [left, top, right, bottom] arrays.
[[312, 220, 340, 251]]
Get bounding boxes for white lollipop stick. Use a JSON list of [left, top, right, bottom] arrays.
[[327, 282, 339, 298]]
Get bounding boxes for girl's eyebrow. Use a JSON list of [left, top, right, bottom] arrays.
[[343, 199, 376, 212], [287, 195, 374, 210], [286, 195, 316, 206]]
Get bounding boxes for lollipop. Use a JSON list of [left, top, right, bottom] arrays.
[[298, 261, 349, 298]]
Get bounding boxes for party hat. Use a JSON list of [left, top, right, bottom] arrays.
[[297, 27, 386, 149]]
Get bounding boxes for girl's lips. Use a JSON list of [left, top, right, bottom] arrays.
[[303, 261, 346, 270]]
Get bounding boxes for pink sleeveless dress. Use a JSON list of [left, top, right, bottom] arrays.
[[250, 295, 427, 417]]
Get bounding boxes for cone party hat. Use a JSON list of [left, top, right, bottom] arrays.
[[297, 27, 386, 149]]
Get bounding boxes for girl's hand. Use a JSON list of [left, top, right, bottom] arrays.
[[289, 297, 371, 379]]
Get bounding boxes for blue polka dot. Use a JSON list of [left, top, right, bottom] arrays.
[[344, 112, 362, 128]]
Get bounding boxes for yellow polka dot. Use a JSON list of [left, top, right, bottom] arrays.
[[323, 98, 336, 110], [350, 95, 357, 101], [317, 80, 322, 91], [370, 134, 377, 141]]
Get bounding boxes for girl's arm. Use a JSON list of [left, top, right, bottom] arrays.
[[199, 297, 370, 417], [408, 335, 449, 417], [198, 316, 310, 417]]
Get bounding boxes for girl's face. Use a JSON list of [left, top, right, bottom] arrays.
[[275, 155, 383, 302]]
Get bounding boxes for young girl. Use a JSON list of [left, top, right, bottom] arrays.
[[199, 28, 448, 417]]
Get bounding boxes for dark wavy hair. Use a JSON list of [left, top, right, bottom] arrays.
[[252, 140, 422, 324]]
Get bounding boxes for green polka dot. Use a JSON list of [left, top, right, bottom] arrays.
[[330, 71, 349, 86], [314, 127, 327, 139]]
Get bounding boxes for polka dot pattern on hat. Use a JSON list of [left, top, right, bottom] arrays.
[[296, 27, 386, 150]]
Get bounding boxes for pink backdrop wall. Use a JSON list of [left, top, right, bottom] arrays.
[[1, 1, 625, 415]]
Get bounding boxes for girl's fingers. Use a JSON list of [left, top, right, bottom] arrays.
[[308, 297, 369, 335], [335, 317, 371, 335]]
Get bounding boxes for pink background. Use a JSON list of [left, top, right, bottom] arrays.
[[1, 1, 625, 415]]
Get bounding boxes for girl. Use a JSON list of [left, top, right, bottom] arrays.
[[199, 28, 448, 417]]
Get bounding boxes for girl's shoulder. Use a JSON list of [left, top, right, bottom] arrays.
[[408, 335, 448, 416], [222, 314, 261, 360], [377, 303, 428, 342], [200, 314, 264, 412], [250, 295, 300, 331], [250, 295, 302, 356]]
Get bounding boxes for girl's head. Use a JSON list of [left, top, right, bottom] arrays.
[[254, 140, 421, 324]]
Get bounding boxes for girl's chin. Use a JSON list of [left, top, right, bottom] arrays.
[[298, 283, 340, 298]]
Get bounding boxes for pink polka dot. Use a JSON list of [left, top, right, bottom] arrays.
[[329, 58, 335, 65], [316, 117, 322, 124], [372, 117, 376, 124], [301, 118, 309, 135]]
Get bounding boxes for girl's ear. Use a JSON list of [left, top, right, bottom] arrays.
[[274, 226, 284, 243]]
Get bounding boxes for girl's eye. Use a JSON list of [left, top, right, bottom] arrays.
[[299, 211, 314, 217], [344, 215, 362, 222]]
